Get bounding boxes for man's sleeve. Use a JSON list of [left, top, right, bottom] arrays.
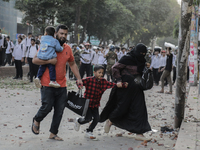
[[68, 46, 75, 62], [22, 44, 26, 57]]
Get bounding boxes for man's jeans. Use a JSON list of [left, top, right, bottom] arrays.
[[34, 86, 67, 135]]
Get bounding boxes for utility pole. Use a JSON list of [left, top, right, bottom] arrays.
[[174, 0, 193, 128]]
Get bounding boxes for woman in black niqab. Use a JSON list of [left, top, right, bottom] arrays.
[[99, 43, 152, 141]]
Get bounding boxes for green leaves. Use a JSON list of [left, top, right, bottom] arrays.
[[10, 0, 180, 45]]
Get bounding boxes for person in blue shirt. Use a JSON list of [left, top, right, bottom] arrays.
[[34, 26, 63, 88]]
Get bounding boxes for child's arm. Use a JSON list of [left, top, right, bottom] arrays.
[[55, 40, 63, 52]]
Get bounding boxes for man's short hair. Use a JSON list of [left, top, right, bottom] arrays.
[[28, 32, 32, 35], [45, 26, 55, 37], [36, 40, 40, 45], [166, 47, 172, 51], [94, 65, 105, 72], [31, 38, 35, 42], [7, 36, 10, 39], [18, 36, 23, 40], [122, 47, 126, 50], [56, 24, 69, 32]]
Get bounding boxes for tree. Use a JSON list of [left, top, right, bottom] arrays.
[[14, 0, 64, 34], [174, 0, 193, 128]]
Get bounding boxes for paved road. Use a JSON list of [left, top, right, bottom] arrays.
[[0, 78, 178, 150]]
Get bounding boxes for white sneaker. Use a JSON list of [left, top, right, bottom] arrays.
[[34, 78, 42, 88], [74, 118, 80, 131], [85, 131, 96, 139], [49, 81, 60, 88], [104, 119, 111, 133]]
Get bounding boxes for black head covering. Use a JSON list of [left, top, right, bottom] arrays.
[[119, 43, 147, 74]]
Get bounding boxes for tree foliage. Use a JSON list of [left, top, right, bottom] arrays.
[[8, 0, 181, 45]]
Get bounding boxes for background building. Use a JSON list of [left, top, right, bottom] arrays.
[[0, 0, 29, 42]]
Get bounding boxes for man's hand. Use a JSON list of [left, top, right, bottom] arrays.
[[117, 82, 122, 88], [83, 58, 89, 62], [48, 58, 57, 65], [25, 58, 28, 64], [21, 58, 24, 62], [77, 79, 83, 89], [12, 57, 14, 62], [161, 68, 165, 72]]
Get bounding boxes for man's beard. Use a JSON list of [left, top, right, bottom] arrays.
[[56, 35, 66, 46]]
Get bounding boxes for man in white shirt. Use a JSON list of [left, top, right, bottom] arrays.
[[25, 38, 39, 82], [120, 48, 127, 59], [98, 47, 105, 65], [12, 36, 25, 79], [4, 36, 14, 66], [90, 47, 99, 76], [79, 43, 92, 78], [158, 50, 167, 85], [150, 48, 161, 86], [24, 33, 32, 65]]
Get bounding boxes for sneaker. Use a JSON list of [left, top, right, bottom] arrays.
[[34, 78, 42, 88], [49, 81, 60, 88], [134, 135, 152, 141], [85, 131, 96, 139], [104, 119, 111, 133], [74, 118, 80, 131]]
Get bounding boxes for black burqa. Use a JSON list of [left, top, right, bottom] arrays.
[[99, 43, 151, 134]]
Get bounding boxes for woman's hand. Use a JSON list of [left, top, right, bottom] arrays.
[[117, 82, 122, 88], [124, 82, 128, 87]]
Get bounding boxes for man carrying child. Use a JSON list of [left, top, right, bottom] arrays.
[[31, 24, 83, 141]]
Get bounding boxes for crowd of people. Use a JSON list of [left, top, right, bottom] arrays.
[[0, 24, 182, 142]]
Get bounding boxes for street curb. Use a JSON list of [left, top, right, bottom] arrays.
[[0, 66, 29, 77], [175, 86, 199, 150]]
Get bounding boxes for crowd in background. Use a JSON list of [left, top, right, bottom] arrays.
[[0, 28, 184, 92]]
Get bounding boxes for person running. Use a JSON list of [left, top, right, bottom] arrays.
[[74, 65, 128, 139], [31, 24, 83, 141], [25, 38, 39, 82], [34, 26, 63, 88], [12, 35, 25, 79], [158, 47, 173, 94], [99, 43, 152, 142]]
